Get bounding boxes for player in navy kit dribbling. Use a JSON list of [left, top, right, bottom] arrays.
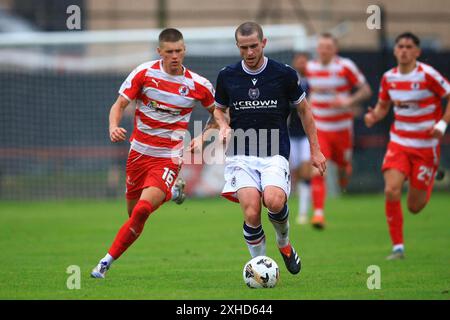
[[210, 22, 326, 274]]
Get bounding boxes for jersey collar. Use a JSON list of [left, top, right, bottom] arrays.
[[241, 56, 268, 75], [159, 59, 186, 77]]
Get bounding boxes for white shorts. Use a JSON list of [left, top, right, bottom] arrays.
[[221, 155, 291, 203], [289, 136, 310, 169]]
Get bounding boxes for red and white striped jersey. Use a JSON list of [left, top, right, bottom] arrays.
[[379, 62, 450, 149], [306, 56, 367, 132], [119, 60, 215, 158]]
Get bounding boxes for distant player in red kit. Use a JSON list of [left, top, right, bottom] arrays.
[[91, 28, 216, 278], [306, 33, 372, 229], [364, 32, 450, 260]]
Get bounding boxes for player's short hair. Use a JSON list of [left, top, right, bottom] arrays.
[[158, 28, 184, 45], [319, 32, 338, 46], [235, 21, 264, 42], [395, 32, 420, 47]]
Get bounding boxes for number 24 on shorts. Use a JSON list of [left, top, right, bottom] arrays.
[[417, 165, 433, 185]]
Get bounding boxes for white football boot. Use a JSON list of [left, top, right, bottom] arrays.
[[296, 215, 308, 225], [91, 260, 110, 279], [172, 177, 186, 205]]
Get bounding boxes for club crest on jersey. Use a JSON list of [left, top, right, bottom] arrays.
[[179, 85, 189, 96], [248, 88, 260, 100], [411, 82, 420, 90]]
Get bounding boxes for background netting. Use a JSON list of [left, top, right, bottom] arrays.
[[1, 26, 449, 200], [0, 26, 306, 199]]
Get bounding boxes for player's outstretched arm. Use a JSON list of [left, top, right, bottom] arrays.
[[188, 107, 217, 152], [364, 99, 391, 128], [296, 99, 327, 176], [188, 107, 231, 153], [109, 95, 130, 143], [430, 95, 450, 138]]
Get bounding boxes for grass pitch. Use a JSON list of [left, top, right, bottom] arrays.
[[0, 193, 449, 300]]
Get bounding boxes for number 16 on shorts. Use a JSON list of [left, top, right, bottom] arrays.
[[162, 167, 176, 188]]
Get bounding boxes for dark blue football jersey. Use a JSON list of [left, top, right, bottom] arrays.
[[288, 76, 309, 138], [215, 57, 305, 160]]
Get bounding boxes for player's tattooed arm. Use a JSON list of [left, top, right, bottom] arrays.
[[297, 99, 327, 176], [351, 83, 372, 106], [188, 107, 230, 153], [332, 83, 372, 109], [364, 99, 391, 128], [109, 95, 130, 142], [203, 108, 220, 131]]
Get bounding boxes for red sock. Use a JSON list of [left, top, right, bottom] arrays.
[[108, 200, 154, 259], [385, 200, 403, 245], [311, 175, 326, 211], [339, 165, 352, 189]]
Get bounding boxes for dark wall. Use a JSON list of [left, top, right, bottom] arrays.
[[12, 0, 86, 31]]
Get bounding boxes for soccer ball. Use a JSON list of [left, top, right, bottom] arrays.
[[243, 256, 280, 288]]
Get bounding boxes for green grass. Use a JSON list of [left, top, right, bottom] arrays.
[[0, 193, 449, 300]]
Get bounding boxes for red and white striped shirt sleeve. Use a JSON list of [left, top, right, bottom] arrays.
[[342, 58, 366, 88], [424, 66, 450, 98], [119, 64, 148, 101], [378, 74, 391, 101], [193, 75, 215, 109], [200, 83, 215, 109]]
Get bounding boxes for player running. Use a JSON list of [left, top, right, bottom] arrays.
[[364, 32, 450, 260], [201, 22, 326, 275], [288, 52, 313, 225], [306, 33, 372, 229], [91, 28, 216, 278]]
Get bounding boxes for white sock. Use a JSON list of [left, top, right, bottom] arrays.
[[243, 223, 266, 258], [299, 181, 310, 218], [393, 244, 404, 252], [248, 237, 266, 258], [268, 205, 290, 248], [101, 253, 115, 266], [171, 186, 179, 200], [314, 209, 324, 217]]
